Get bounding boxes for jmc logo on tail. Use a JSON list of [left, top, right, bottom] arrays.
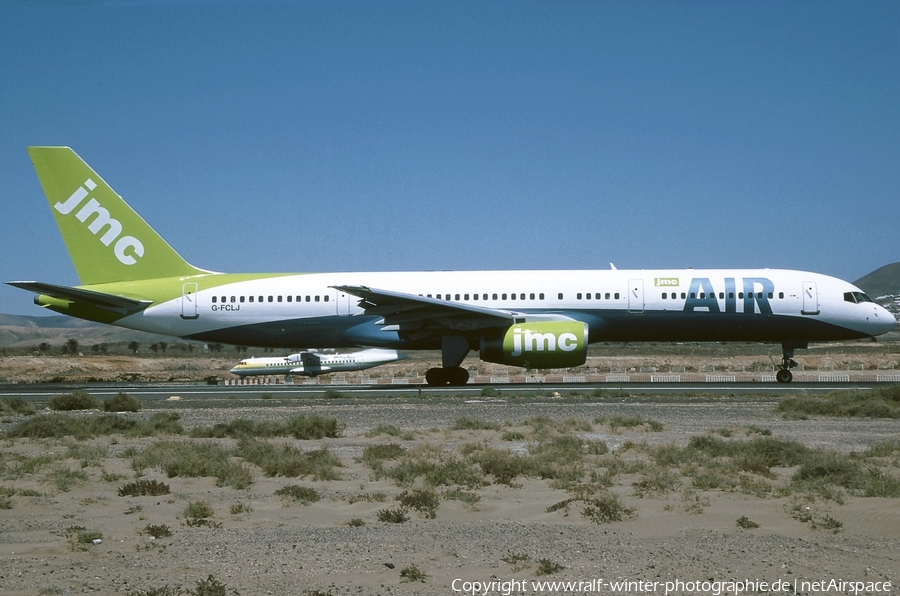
[[54, 179, 144, 265]]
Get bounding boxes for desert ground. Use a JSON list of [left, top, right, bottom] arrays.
[[0, 343, 898, 596]]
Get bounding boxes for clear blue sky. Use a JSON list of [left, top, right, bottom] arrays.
[[1, 0, 898, 316]]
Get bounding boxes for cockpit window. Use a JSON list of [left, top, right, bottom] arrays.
[[844, 291, 875, 304]]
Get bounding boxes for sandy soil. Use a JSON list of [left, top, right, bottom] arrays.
[[0, 395, 897, 596]]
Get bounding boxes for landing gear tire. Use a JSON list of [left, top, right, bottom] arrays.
[[425, 368, 445, 386], [776, 369, 793, 384], [425, 367, 470, 386], [447, 367, 469, 386]]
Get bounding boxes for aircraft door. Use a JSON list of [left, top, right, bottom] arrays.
[[628, 279, 644, 313], [336, 290, 351, 316], [801, 282, 820, 315], [181, 282, 199, 320]]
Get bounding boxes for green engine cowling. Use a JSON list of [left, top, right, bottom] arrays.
[[479, 321, 589, 368]]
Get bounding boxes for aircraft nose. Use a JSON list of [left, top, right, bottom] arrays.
[[870, 304, 898, 336]]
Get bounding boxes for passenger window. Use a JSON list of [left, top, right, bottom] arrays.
[[240, 296, 245, 303], [464, 294, 470, 300], [268, 296, 273, 302], [249, 296, 254, 303], [315, 296, 320, 302], [530, 293, 535, 300], [577, 293, 582, 300], [493, 294, 498, 300], [614, 293, 620, 300], [287, 296, 292, 302], [662, 293, 667, 299], [558, 293, 564, 300], [510, 293, 516, 300], [455, 294, 461, 301], [324, 295, 329, 302], [277, 296, 282, 303], [212, 296, 217, 303], [605, 293, 611, 300], [779, 292, 784, 299], [539, 293, 545, 300]]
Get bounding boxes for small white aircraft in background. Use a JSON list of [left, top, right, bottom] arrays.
[[229, 348, 405, 378]]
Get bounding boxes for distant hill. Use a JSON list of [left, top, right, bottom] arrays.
[[0, 313, 100, 330], [0, 313, 182, 349], [854, 262, 900, 301]]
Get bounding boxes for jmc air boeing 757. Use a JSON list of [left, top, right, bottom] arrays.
[[8, 147, 896, 385]]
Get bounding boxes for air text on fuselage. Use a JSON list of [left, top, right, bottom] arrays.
[[682, 277, 774, 315]]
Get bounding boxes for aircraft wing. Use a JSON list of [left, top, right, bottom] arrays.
[[332, 285, 519, 339], [6, 281, 152, 315]]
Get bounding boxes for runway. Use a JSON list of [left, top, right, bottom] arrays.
[[0, 379, 890, 404]]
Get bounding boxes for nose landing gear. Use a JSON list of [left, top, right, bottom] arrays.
[[776, 361, 796, 383], [776, 341, 806, 383]]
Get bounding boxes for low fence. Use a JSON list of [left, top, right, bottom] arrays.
[[223, 369, 900, 386]]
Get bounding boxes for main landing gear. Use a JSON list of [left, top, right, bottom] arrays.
[[776, 341, 806, 384], [425, 334, 472, 386]]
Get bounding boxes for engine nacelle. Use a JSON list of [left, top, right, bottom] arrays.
[[479, 321, 589, 369]]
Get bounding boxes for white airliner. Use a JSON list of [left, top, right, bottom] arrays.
[[229, 348, 405, 378], [7, 147, 896, 385]]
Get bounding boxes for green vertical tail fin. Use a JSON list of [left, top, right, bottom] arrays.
[[27, 146, 209, 285]]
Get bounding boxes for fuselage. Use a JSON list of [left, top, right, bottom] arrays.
[[73, 268, 894, 349]]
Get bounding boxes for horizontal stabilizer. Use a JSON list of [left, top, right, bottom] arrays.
[[6, 281, 152, 315]]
